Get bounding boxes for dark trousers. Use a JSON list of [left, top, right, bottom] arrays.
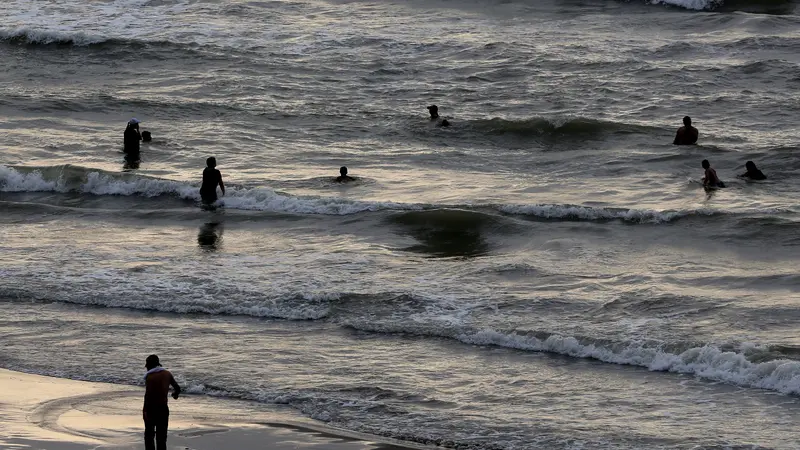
[[144, 405, 169, 450]]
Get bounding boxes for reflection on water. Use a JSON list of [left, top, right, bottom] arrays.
[[122, 154, 140, 171], [388, 209, 491, 258], [198, 222, 223, 251]]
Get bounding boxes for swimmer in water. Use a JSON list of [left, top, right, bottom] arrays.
[[427, 105, 439, 120], [427, 105, 451, 127], [673, 116, 699, 145], [701, 159, 725, 188], [199, 157, 225, 204], [739, 161, 767, 180], [336, 166, 355, 182]]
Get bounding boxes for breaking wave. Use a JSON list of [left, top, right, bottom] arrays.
[[0, 27, 108, 46], [468, 117, 660, 139], [5, 283, 800, 397], [650, 0, 797, 13], [0, 164, 736, 223]]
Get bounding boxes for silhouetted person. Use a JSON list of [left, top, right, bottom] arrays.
[[336, 166, 355, 182], [427, 105, 439, 120], [141, 130, 152, 142], [673, 116, 698, 145], [143, 355, 180, 450], [702, 159, 725, 188], [200, 157, 225, 204], [124, 118, 141, 154], [740, 161, 766, 180], [440, 119, 451, 127]]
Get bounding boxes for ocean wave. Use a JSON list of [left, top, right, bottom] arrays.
[[649, 0, 797, 13], [1, 285, 333, 321], [468, 117, 659, 139], [343, 319, 800, 396], [497, 203, 714, 224], [0, 165, 422, 215], [0, 27, 108, 46], [458, 330, 800, 394], [4, 282, 800, 397], [720, 0, 798, 13], [649, 0, 724, 10], [0, 165, 766, 224], [0, 26, 233, 57], [0, 91, 247, 117]]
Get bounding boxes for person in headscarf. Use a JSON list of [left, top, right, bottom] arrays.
[[124, 118, 142, 154]]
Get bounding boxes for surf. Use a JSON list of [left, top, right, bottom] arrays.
[[0, 164, 761, 224]]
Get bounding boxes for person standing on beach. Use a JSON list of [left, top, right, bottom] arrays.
[[124, 118, 141, 154], [200, 157, 225, 204], [143, 355, 181, 450], [673, 116, 698, 145]]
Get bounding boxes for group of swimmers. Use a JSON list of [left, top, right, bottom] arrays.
[[672, 115, 767, 188], [125, 109, 769, 204]]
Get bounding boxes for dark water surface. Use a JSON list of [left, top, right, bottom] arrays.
[[2, 0, 800, 448]]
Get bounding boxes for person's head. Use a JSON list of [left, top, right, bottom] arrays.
[[683, 116, 692, 127], [145, 354, 161, 370], [206, 157, 217, 168], [702, 159, 710, 169], [428, 105, 439, 118], [141, 131, 152, 142], [128, 118, 140, 129], [745, 161, 757, 171], [340, 166, 348, 176], [441, 119, 451, 127]]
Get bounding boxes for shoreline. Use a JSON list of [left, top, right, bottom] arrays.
[[0, 368, 425, 450]]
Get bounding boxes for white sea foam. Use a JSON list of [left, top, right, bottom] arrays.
[[0, 0, 259, 50], [457, 329, 800, 395], [0, 166, 423, 215], [0, 165, 64, 192], [0, 165, 729, 221], [497, 203, 714, 224], [81, 171, 199, 199], [649, 0, 724, 10], [0, 27, 107, 45]]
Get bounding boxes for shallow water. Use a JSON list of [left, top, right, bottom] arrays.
[[2, 0, 800, 448]]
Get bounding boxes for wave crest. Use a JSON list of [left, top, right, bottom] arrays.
[[343, 318, 800, 396], [458, 329, 800, 395], [469, 117, 658, 139], [0, 27, 108, 46], [0, 164, 737, 224]]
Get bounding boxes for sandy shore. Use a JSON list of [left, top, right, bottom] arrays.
[[0, 369, 422, 450]]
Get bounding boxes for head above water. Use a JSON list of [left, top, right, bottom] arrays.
[[683, 116, 692, 126], [340, 166, 348, 176], [745, 161, 757, 171], [427, 105, 439, 119], [206, 157, 217, 168], [145, 354, 161, 370], [702, 159, 710, 169]]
